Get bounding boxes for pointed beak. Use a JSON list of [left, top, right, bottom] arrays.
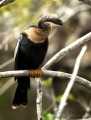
[[62, 23, 74, 30]]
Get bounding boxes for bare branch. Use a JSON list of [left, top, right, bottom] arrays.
[[49, 4, 91, 40], [42, 32, 91, 70], [79, 0, 91, 6], [43, 70, 91, 91], [37, 32, 91, 120], [0, 58, 14, 69], [0, 70, 29, 78], [0, 70, 91, 91], [0, 32, 91, 119], [0, 35, 11, 50], [0, 0, 15, 7], [54, 45, 87, 120], [35, 78, 43, 120], [82, 100, 91, 119]]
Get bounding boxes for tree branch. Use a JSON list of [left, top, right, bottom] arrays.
[[0, 70, 91, 91], [0, 58, 14, 69], [55, 45, 87, 120], [79, 0, 91, 6], [0, 32, 91, 120], [82, 100, 91, 119], [0, 0, 15, 7], [42, 32, 91, 70], [35, 78, 43, 120]]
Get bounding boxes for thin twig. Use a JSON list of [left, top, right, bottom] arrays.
[[0, 0, 15, 7], [42, 32, 91, 70], [54, 45, 87, 120], [39, 32, 91, 119], [0, 58, 14, 69], [0, 32, 91, 120], [76, 93, 89, 110], [0, 35, 11, 50], [43, 70, 91, 91], [82, 100, 91, 119], [49, 4, 91, 40], [79, 0, 91, 6]]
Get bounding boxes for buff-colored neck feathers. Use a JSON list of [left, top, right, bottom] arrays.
[[24, 24, 51, 43]]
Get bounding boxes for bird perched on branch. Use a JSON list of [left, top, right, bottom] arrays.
[[12, 14, 73, 109]]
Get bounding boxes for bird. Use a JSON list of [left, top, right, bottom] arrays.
[[12, 14, 73, 109]]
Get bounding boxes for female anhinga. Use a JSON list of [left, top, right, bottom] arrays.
[[12, 14, 73, 109]]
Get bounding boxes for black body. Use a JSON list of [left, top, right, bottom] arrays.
[[12, 31, 48, 107]]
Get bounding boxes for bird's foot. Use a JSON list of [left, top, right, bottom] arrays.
[[29, 69, 43, 78]]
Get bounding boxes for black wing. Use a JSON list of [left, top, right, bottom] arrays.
[[14, 34, 23, 71]]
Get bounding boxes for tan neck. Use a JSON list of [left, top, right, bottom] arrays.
[[24, 22, 51, 43]]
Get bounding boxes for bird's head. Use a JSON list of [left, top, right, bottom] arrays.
[[38, 14, 73, 30]]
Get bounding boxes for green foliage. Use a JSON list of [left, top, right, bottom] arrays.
[[53, 0, 62, 6], [42, 78, 52, 87], [0, 0, 33, 27], [43, 111, 64, 120], [43, 111, 54, 120], [56, 93, 74, 102], [0, 0, 63, 29]]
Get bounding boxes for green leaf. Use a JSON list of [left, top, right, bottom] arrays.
[[56, 93, 74, 102], [43, 111, 54, 120], [42, 78, 52, 87], [68, 93, 74, 100], [56, 94, 63, 102]]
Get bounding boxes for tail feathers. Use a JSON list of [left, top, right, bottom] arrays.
[[12, 77, 30, 109]]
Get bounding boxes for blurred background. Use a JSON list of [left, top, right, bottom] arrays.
[[0, 0, 91, 120]]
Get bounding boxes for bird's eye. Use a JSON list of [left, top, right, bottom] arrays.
[[59, 20, 63, 25]]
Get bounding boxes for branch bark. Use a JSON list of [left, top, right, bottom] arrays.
[[42, 32, 91, 70], [0, 58, 14, 69], [0, 0, 15, 7], [35, 78, 43, 120], [55, 45, 87, 120], [0, 70, 91, 91]]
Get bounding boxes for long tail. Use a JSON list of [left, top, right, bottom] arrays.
[[12, 76, 30, 109]]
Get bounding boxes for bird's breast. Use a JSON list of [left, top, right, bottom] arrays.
[[24, 27, 48, 43], [19, 33, 48, 69]]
